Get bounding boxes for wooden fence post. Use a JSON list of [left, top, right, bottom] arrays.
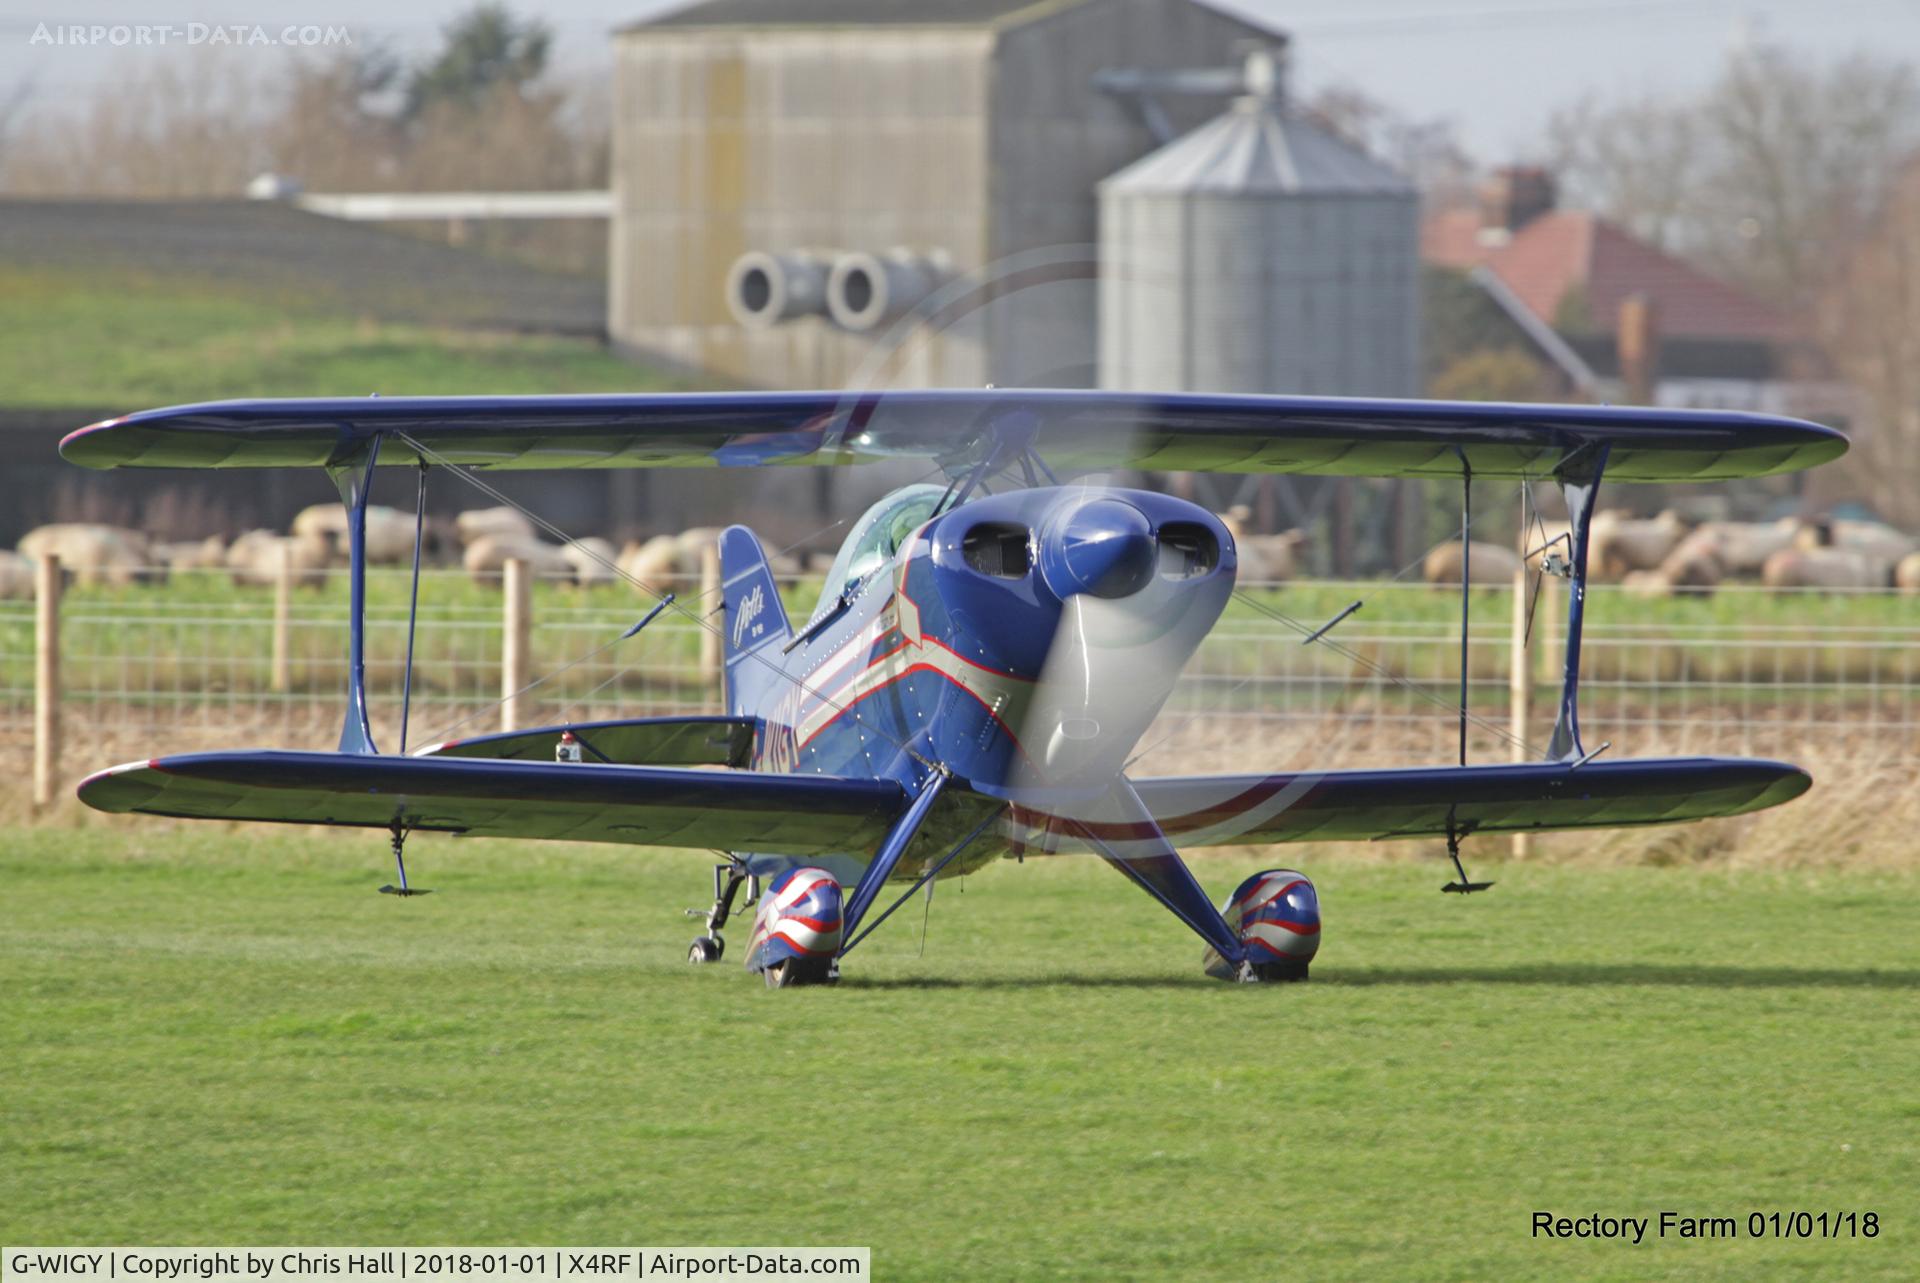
[[1534, 560, 1561, 687], [34, 553, 61, 810], [270, 539, 292, 693], [699, 540, 722, 700], [501, 557, 531, 732]]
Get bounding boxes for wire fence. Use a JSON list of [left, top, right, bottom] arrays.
[[2, 568, 1916, 799]]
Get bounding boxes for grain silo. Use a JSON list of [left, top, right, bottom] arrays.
[[1098, 53, 1420, 397]]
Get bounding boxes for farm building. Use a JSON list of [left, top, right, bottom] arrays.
[[608, 0, 1286, 390]]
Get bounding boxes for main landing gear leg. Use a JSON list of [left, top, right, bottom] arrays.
[[687, 860, 756, 964]]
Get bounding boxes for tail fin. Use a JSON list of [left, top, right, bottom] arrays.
[[718, 525, 793, 717]]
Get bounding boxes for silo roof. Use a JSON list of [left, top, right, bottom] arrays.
[[1101, 96, 1413, 195]]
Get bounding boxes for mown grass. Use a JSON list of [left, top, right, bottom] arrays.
[[0, 264, 671, 407], [3, 826, 1915, 1279]]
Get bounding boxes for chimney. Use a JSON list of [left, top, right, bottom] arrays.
[[1617, 292, 1661, 404], [1481, 166, 1557, 234]]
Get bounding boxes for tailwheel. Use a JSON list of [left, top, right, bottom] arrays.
[[684, 860, 751, 966], [762, 957, 839, 989]]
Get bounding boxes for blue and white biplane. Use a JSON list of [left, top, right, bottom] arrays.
[[62, 391, 1846, 985]]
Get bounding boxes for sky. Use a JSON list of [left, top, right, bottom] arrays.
[[3, 0, 1919, 163]]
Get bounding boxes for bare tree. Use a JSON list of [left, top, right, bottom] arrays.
[[1304, 83, 1478, 210], [1546, 90, 1702, 251], [1822, 160, 1920, 528], [0, 53, 271, 196], [1546, 41, 1920, 315]]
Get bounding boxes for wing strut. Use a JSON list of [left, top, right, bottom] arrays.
[[1064, 778, 1247, 966], [839, 767, 951, 955], [1456, 449, 1472, 766], [839, 800, 1004, 957], [326, 434, 382, 755], [1546, 444, 1610, 761]]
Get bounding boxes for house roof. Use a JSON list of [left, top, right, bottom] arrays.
[[1424, 207, 1795, 344]]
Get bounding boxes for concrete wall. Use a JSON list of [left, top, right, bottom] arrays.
[[611, 28, 995, 388]]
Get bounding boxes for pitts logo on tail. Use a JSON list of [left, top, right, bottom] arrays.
[[732, 583, 766, 648]]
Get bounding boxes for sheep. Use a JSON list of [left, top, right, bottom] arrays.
[[1423, 540, 1522, 587], [1760, 547, 1891, 591], [462, 533, 573, 585], [618, 535, 682, 591], [561, 537, 619, 587], [1894, 551, 1920, 593], [455, 506, 535, 546], [1637, 529, 1726, 596], [18, 523, 150, 587], [1218, 506, 1309, 582], [0, 549, 34, 599], [225, 529, 330, 589], [1588, 509, 1690, 579], [290, 503, 416, 564], [1683, 518, 1800, 577], [152, 535, 228, 573], [1793, 517, 1917, 565], [615, 528, 726, 592], [1239, 530, 1310, 583]]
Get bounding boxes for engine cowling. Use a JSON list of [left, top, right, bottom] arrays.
[[1202, 869, 1320, 982]]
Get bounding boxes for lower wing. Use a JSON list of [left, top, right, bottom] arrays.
[[77, 750, 907, 854], [1105, 756, 1809, 848]]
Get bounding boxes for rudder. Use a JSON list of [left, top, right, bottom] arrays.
[[718, 525, 793, 716]]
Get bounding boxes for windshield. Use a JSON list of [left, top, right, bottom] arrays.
[[813, 483, 948, 619]]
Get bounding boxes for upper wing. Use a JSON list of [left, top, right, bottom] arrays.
[[60, 390, 1846, 482], [1098, 756, 1810, 848], [78, 750, 906, 853]]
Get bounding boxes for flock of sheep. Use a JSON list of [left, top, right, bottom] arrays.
[[0, 505, 751, 596], [1418, 510, 1920, 595], [5, 503, 1919, 600]]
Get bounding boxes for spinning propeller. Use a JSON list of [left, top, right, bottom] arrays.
[[1014, 492, 1235, 794]]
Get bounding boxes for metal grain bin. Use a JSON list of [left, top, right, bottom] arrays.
[[1099, 90, 1420, 396]]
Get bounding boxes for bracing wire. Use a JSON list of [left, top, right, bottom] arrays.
[[1230, 588, 1537, 761], [1131, 477, 1542, 768]]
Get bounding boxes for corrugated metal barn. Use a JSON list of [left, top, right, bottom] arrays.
[[609, 0, 1283, 390]]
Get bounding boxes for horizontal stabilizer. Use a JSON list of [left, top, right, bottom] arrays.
[[78, 751, 905, 853], [61, 390, 1846, 482], [1020, 757, 1810, 850]]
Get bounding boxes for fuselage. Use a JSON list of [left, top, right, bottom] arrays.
[[741, 483, 1238, 807]]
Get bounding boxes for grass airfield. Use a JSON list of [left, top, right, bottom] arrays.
[[4, 827, 1915, 1280]]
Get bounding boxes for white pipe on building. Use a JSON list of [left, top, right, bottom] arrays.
[[826, 251, 943, 332], [725, 251, 833, 328]]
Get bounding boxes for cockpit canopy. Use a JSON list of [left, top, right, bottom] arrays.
[[812, 482, 948, 621]]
